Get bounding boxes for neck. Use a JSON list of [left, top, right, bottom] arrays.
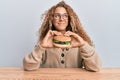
[[59, 30, 66, 34]]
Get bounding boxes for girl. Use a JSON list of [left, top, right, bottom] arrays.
[[23, 1, 101, 72]]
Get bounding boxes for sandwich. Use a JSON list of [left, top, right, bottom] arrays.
[[53, 35, 71, 48]]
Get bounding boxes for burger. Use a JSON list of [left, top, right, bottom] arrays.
[[53, 35, 71, 48]]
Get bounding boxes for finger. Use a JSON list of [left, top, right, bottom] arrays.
[[45, 30, 53, 37], [64, 31, 70, 36], [64, 33, 69, 37], [64, 31, 75, 36], [52, 31, 62, 36], [48, 30, 56, 36], [49, 30, 54, 36], [65, 31, 82, 41]]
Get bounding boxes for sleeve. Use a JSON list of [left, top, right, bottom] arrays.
[[23, 42, 46, 71], [79, 42, 102, 72]]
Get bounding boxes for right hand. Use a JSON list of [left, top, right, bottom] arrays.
[[41, 30, 62, 48]]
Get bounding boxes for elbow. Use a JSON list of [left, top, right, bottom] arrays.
[[23, 67, 38, 71], [85, 66, 101, 72], [23, 59, 40, 71], [23, 63, 39, 71], [91, 66, 101, 72], [85, 63, 102, 72]]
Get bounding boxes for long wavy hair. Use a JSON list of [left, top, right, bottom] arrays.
[[39, 1, 94, 46]]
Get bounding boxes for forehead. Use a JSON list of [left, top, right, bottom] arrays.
[[54, 7, 67, 14]]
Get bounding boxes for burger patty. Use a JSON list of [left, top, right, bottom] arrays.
[[53, 39, 70, 45]]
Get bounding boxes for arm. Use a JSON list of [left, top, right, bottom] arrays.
[[79, 42, 102, 72], [64, 31, 102, 71], [23, 43, 46, 71], [23, 30, 62, 70]]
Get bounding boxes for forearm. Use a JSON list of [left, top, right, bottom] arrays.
[[79, 42, 102, 72], [23, 43, 46, 71]]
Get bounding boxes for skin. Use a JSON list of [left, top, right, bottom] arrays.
[[52, 7, 68, 34], [41, 7, 85, 48]]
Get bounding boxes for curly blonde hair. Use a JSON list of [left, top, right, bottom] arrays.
[[39, 1, 94, 46]]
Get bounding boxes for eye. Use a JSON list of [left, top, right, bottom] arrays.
[[63, 14, 68, 18], [62, 14, 68, 19], [53, 14, 60, 19], [53, 13, 68, 20]]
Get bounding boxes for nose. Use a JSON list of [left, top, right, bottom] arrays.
[[59, 16, 64, 21]]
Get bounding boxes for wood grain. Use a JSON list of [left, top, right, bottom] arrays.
[[0, 67, 120, 80]]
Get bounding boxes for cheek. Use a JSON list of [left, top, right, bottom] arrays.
[[66, 20, 68, 25], [52, 20, 57, 26], [52, 20, 69, 28]]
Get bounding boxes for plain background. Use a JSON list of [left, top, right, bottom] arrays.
[[0, 0, 120, 68]]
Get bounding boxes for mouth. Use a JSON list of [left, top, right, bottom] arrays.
[[58, 23, 64, 24]]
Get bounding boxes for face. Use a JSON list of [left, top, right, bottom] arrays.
[[52, 7, 68, 33]]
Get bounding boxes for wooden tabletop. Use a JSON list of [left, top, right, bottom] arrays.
[[0, 67, 120, 80]]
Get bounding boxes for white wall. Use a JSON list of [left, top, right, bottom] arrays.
[[0, 0, 120, 68]]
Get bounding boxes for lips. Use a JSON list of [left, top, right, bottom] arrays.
[[58, 22, 65, 24], [58, 23, 64, 24]]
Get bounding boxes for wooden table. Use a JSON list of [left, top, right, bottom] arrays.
[[0, 67, 120, 80]]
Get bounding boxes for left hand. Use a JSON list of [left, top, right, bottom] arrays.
[[64, 31, 86, 48]]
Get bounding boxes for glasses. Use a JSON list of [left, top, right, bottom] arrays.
[[53, 13, 68, 20]]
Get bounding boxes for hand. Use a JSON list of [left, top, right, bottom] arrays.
[[41, 30, 62, 48], [64, 31, 86, 48]]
